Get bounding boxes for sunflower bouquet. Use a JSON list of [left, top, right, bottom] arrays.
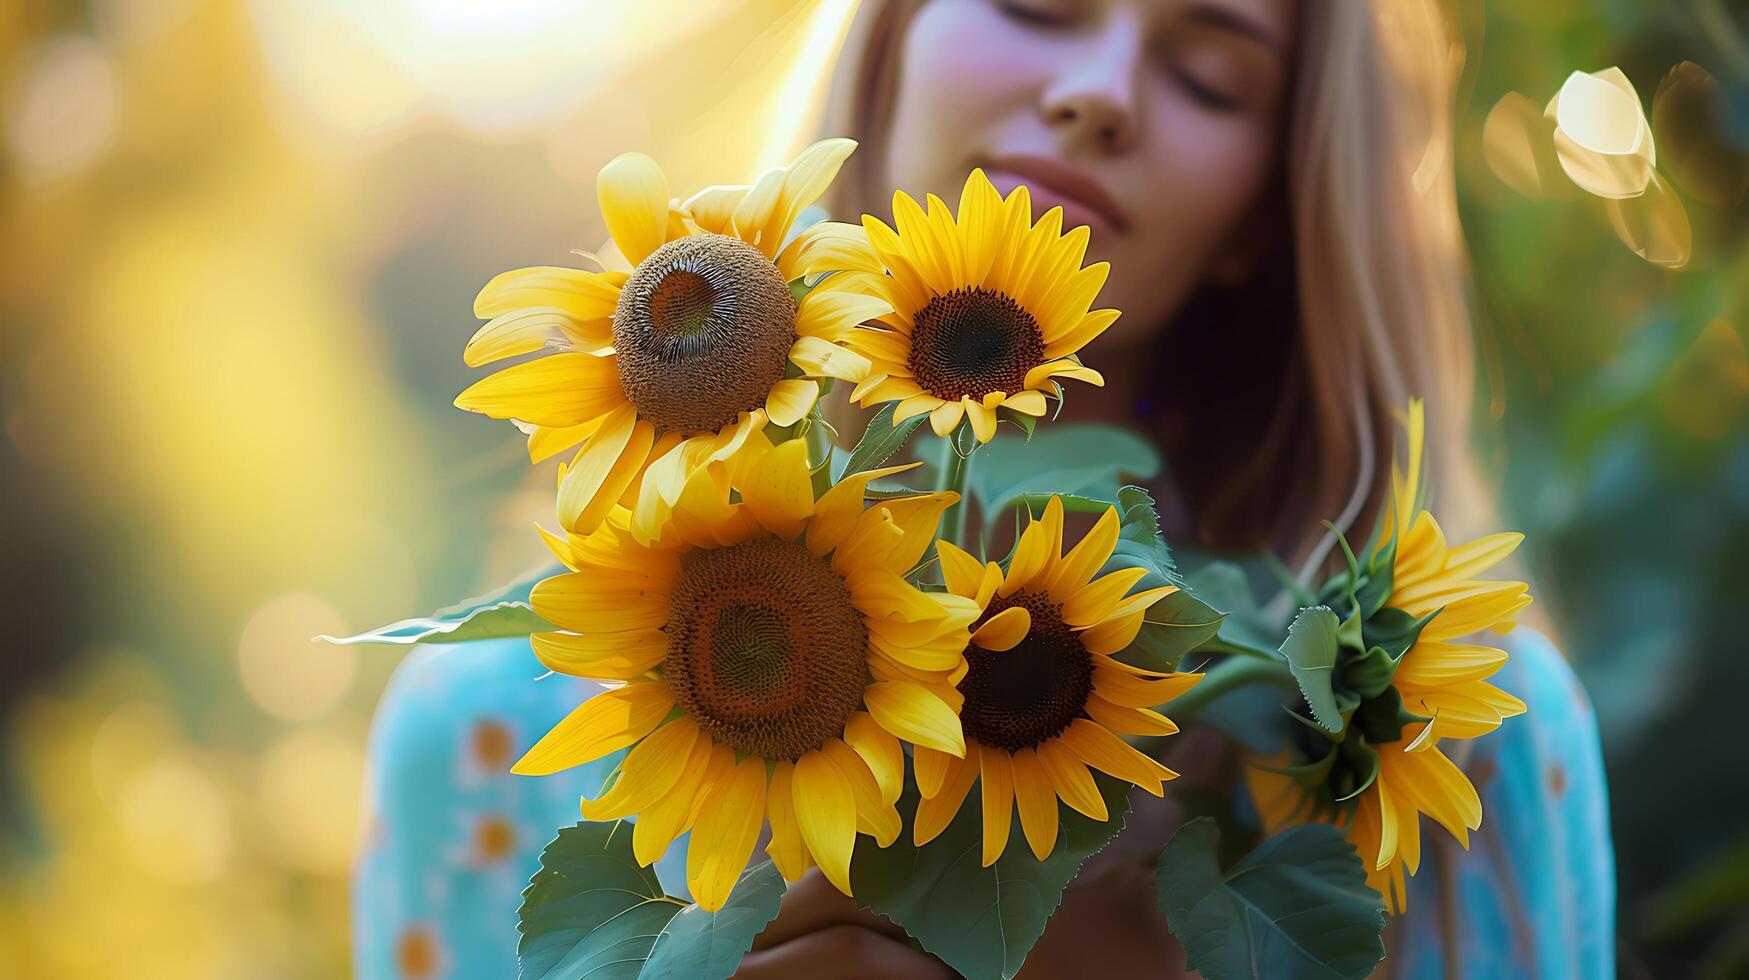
[[337, 139, 1533, 980]]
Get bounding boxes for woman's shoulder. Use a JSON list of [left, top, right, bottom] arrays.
[[1395, 624, 1616, 979], [353, 638, 624, 978]]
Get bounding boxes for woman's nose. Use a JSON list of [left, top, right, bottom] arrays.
[[1039, 15, 1143, 154]]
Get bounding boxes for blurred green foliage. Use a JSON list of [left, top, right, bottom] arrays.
[[1458, 3, 1749, 974]]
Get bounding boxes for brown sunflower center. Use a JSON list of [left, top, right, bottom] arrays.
[[958, 590, 1093, 751], [613, 233, 797, 436], [908, 286, 1045, 401], [663, 536, 869, 761]]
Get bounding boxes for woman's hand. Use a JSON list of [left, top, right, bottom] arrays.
[[735, 870, 954, 978]]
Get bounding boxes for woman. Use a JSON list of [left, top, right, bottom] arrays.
[[353, 1, 1614, 976]]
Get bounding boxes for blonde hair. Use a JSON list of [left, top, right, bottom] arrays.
[[816, 0, 1499, 574]]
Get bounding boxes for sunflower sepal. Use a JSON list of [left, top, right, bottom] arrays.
[[517, 820, 786, 980], [1278, 606, 1345, 733], [995, 404, 1038, 440]]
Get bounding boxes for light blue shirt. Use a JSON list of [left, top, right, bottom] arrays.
[[352, 627, 1613, 978]]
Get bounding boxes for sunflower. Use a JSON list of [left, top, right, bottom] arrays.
[[509, 436, 980, 910], [828, 169, 1116, 443], [912, 497, 1200, 864], [1246, 399, 1532, 912], [455, 139, 887, 542]]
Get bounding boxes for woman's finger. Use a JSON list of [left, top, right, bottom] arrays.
[[748, 869, 908, 951], [736, 924, 954, 979]]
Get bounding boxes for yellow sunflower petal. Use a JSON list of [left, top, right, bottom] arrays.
[[558, 409, 655, 534], [796, 282, 892, 343], [1001, 388, 1050, 416], [633, 735, 716, 866], [914, 744, 954, 799], [598, 152, 673, 266], [1023, 358, 1105, 390], [530, 571, 670, 634], [1002, 496, 1064, 597], [791, 220, 885, 278], [766, 137, 858, 254], [454, 351, 625, 427], [727, 435, 814, 540], [1084, 694, 1180, 737], [859, 214, 930, 306], [1060, 718, 1175, 795], [847, 492, 958, 575], [844, 712, 905, 805], [1060, 565, 1149, 628], [687, 756, 768, 911], [864, 680, 965, 756], [790, 334, 872, 382], [1011, 748, 1061, 861], [964, 398, 999, 443], [1043, 309, 1121, 361], [1079, 610, 1146, 656], [792, 750, 858, 896], [510, 683, 674, 775], [1036, 738, 1108, 820], [464, 307, 605, 367], [915, 750, 978, 846], [1047, 506, 1121, 601], [580, 717, 699, 820], [530, 629, 667, 680], [970, 605, 1031, 651], [824, 739, 901, 847], [958, 168, 1003, 284], [473, 266, 625, 321], [762, 379, 820, 428], [805, 460, 925, 556], [527, 417, 605, 464], [936, 539, 987, 600], [929, 399, 966, 437], [764, 761, 813, 882], [979, 746, 1016, 866], [731, 166, 787, 252]]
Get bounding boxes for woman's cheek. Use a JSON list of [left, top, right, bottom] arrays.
[[886, 2, 1051, 193], [1110, 102, 1275, 319]]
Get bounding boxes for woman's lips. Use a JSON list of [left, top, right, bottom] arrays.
[[982, 158, 1127, 236]]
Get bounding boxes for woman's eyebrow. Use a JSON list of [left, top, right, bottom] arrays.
[[1179, 3, 1287, 58]]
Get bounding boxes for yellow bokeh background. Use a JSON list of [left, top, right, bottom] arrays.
[[0, 1, 855, 974]]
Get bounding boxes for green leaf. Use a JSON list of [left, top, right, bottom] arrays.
[[1156, 818, 1385, 980], [841, 401, 928, 479], [321, 567, 558, 646], [852, 773, 1133, 980], [1280, 607, 1342, 733], [1184, 563, 1282, 656], [966, 424, 1161, 535], [518, 821, 684, 980], [1117, 589, 1225, 673], [642, 863, 787, 980], [518, 821, 785, 980], [1104, 485, 1183, 592]]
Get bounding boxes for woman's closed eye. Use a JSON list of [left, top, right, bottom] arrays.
[[1170, 64, 1242, 112], [1158, 26, 1281, 116], [993, 0, 1078, 29]]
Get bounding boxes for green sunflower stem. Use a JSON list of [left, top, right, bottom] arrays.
[[938, 435, 973, 549], [1156, 654, 1293, 728]]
